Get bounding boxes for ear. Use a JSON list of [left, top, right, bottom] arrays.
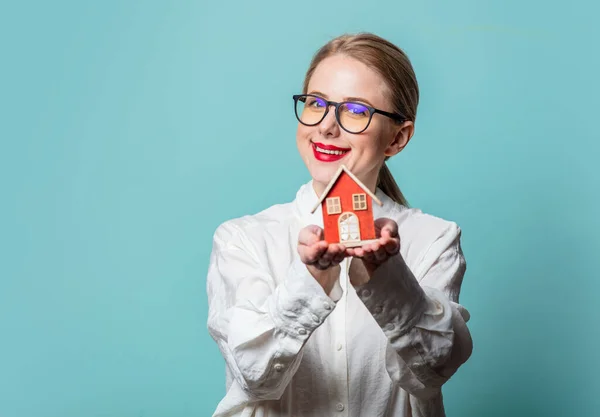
[[384, 121, 414, 157]]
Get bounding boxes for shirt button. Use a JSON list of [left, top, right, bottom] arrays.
[[374, 306, 383, 314], [336, 343, 343, 351], [361, 289, 371, 298], [324, 302, 333, 310], [311, 314, 320, 323], [274, 363, 284, 372], [336, 403, 345, 411], [298, 328, 307, 335], [385, 323, 395, 331]]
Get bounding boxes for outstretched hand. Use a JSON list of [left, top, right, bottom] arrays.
[[298, 225, 347, 270], [297, 219, 400, 292], [345, 218, 400, 273], [298, 225, 347, 294]]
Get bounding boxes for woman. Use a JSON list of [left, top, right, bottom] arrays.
[[206, 33, 473, 417]]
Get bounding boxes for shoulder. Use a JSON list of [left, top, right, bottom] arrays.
[[212, 201, 297, 250], [390, 204, 463, 276], [376, 190, 461, 252], [395, 206, 461, 244]]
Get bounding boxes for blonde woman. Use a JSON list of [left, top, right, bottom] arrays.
[[207, 33, 473, 417]]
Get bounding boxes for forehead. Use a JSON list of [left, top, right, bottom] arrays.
[[307, 54, 390, 106]]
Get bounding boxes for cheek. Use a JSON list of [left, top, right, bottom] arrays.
[[296, 124, 312, 142], [371, 124, 394, 152], [355, 131, 387, 155]]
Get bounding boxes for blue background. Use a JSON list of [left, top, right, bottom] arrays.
[[1, 1, 598, 416]]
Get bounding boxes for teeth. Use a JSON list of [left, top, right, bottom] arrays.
[[315, 146, 349, 156]]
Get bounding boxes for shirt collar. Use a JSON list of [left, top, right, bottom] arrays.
[[294, 179, 398, 227]]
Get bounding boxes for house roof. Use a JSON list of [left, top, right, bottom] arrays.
[[310, 165, 383, 213]]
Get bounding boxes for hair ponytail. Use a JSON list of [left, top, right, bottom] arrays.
[[377, 162, 409, 207]]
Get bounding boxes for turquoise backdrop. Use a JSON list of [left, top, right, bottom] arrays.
[[1, 1, 598, 416]]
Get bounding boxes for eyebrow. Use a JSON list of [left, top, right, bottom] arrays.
[[307, 91, 375, 107]]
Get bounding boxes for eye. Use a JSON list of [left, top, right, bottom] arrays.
[[307, 97, 326, 108], [344, 103, 369, 116]]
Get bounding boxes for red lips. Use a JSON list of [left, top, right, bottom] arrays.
[[312, 142, 351, 162]]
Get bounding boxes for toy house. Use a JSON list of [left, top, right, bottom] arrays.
[[311, 165, 383, 247]]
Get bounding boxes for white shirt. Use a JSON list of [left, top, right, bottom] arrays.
[[206, 181, 473, 417]]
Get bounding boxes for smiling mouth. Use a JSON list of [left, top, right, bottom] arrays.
[[312, 142, 351, 156], [315, 145, 349, 155], [311, 142, 350, 162]]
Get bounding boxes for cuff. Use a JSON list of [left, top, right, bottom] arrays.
[[269, 258, 339, 340], [355, 254, 429, 337]]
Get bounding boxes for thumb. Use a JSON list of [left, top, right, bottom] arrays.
[[299, 225, 324, 245], [375, 218, 398, 238]]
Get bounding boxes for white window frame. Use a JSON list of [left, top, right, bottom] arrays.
[[352, 193, 367, 211], [326, 197, 341, 215]]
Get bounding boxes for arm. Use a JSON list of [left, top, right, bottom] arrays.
[[206, 222, 340, 401], [353, 223, 472, 399]]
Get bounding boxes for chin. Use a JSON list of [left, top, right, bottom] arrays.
[[307, 161, 345, 187]]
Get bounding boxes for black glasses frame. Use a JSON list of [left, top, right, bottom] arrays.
[[292, 94, 406, 134]]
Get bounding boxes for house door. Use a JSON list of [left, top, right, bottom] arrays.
[[338, 212, 360, 243]]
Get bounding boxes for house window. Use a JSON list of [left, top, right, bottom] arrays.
[[339, 213, 360, 242], [352, 193, 367, 210], [326, 197, 341, 214]]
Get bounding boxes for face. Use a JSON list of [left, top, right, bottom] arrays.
[[296, 54, 413, 195]]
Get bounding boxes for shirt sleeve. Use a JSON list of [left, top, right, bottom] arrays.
[[206, 221, 340, 401], [354, 222, 473, 399]]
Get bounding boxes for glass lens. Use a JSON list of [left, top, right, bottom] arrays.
[[296, 95, 327, 125], [339, 102, 371, 133]]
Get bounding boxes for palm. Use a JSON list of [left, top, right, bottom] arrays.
[[345, 217, 400, 267]]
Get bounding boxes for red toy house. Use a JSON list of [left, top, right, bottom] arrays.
[[311, 165, 383, 247]]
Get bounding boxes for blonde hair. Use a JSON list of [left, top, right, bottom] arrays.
[[302, 33, 419, 207]]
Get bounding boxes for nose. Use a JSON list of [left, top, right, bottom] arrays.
[[318, 105, 340, 137]]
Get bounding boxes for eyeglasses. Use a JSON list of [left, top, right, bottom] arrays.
[[292, 94, 406, 134]]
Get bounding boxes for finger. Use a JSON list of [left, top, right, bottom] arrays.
[[304, 241, 328, 264], [332, 251, 346, 264], [363, 250, 376, 264], [321, 246, 335, 263], [360, 243, 376, 263], [369, 241, 381, 253], [382, 237, 400, 255], [373, 245, 387, 262], [317, 256, 331, 269], [316, 242, 340, 269], [373, 240, 391, 262], [330, 244, 347, 264], [331, 243, 348, 257], [352, 246, 364, 257], [315, 240, 329, 256], [331, 244, 347, 264], [317, 245, 333, 269]]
